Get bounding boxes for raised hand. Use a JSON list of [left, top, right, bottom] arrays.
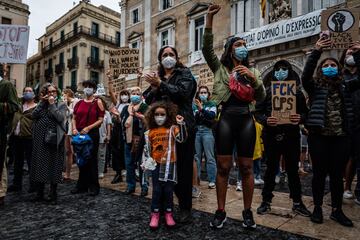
[[207, 4, 221, 16], [315, 37, 332, 50], [176, 115, 184, 124]]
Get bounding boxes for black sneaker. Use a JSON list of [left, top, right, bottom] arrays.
[[177, 209, 192, 224], [257, 202, 271, 215], [210, 210, 227, 229], [242, 209, 256, 229], [330, 209, 353, 227], [292, 202, 311, 217], [140, 189, 148, 197], [310, 206, 323, 224]]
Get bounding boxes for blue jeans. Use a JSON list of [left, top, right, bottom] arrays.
[[194, 125, 216, 183], [237, 159, 262, 181], [124, 143, 136, 190]]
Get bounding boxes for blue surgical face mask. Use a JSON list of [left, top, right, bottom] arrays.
[[130, 94, 141, 104], [274, 69, 289, 81], [199, 94, 208, 102], [322, 66, 338, 77], [234, 46, 248, 61], [23, 92, 35, 101]]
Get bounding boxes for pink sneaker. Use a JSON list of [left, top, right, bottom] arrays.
[[149, 212, 160, 230], [165, 212, 176, 228]]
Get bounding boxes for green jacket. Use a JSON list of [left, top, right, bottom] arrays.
[[202, 28, 266, 106], [0, 79, 19, 132], [11, 105, 36, 138]]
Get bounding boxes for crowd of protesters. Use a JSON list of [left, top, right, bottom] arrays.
[[1, 3, 360, 232]]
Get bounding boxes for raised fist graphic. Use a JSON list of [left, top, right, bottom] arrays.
[[331, 12, 346, 32]]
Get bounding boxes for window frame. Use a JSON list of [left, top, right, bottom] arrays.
[[130, 5, 142, 25], [159, 0, 173, 11], [157, 25, 175, 51]]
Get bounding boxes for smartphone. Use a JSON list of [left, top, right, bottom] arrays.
[[320, 30, 330, 40]]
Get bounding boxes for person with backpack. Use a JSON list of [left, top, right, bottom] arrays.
[[71, 80, 105, 197]]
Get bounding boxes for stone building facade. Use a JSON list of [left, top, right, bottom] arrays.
[[119, 0, 359, 91], [26, 0, 120, 92], [0, 0, 30, 95]]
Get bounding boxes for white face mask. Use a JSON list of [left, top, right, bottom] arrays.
[[120, 95, 129, 103], [83, 87, 94, 97], [161, 56, 177, 69], [345, 55, 356, 66], [155, 116, 167, 126]]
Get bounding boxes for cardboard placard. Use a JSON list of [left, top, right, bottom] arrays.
[[110, 77, 127, 97], [198, 68, 214, 92], [108, 48, 140, 78], [0, 24, 30, 64], [271, 80, 296, 124], [321, 8, 359, 49]]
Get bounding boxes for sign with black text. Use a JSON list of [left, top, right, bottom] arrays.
[[0, 24, 30, 64], [198, 68, 214, 92], [108, 48, 139, 78], [271, 81, 296, 125], [321, 8, 359, 49]]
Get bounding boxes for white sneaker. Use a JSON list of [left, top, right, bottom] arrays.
[[121, 170, 127, 177], [98, 173, 104, 179], [275, 175, 280, 184], [192, 187, 201, 198], [254, 178, 264, 185], [343, 190, 354, 199], [208, 182, 216, 189], [236, 181, 242, 191]]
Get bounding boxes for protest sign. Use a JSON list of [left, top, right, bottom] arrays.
[[198, 68, 214, 92], [321, 8, 359, 49], [111, 77, 127, 96], [108, 48, 139, 78], [0, 24, 30, 64], [271, 80, 296, 124]]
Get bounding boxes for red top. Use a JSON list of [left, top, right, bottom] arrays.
[[74, 99, 105, 131]]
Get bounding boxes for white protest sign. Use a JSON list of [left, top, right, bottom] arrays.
[[237, 9, 322, 50], [0, 24, 30, 64], [271, 80, 297, 125]]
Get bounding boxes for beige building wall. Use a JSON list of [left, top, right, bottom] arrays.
[[26, 1, 120, 93], [0, 0, 30, 95]]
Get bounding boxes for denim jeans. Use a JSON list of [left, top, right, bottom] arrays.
[[194, 125, 216, 183], [124, 143, 136, 190], [237, 159, 262, 181], [151, 165, 174, 211]]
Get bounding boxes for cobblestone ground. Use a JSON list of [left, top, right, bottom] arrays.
[[0, 179, 315, 240]]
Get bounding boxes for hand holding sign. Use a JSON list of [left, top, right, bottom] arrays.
[[289, 114, 301, 125], [315, 37, 332, 51], [350, 41, 360, 53], [267, 116, 279, 127]]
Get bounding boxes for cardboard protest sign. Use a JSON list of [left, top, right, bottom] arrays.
[[321, 8, 359, 49], [0, 24, 30, 64], [271, 80, 296, 124], [108, 48, 139, 78], [198, 68, 214, 92], [111, 76, 127, 96]]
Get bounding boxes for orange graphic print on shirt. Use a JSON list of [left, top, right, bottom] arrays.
[[148, 126, 179, 164]]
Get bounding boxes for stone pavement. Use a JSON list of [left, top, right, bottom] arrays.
[[0, 166, 359, 240]]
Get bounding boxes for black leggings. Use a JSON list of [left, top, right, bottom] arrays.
[[216, 111, 256, 158]]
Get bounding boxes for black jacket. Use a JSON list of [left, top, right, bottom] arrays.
[[343, 52, 360, 131], [255, 72, 307, 138], [301, 50, 360, 134], [144, 67, 197, 130]]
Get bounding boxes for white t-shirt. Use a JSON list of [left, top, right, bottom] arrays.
[[99, 111, 113, 143]]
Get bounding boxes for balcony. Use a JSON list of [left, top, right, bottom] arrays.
[[87, 57, 104, 70], [42, 26, 119, 54], [45, 68, 53, 81], [55, 63, 65, 75], [67, 57, 79, 70]]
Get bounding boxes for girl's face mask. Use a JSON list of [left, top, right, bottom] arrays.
[[322, 66, 338, 77]]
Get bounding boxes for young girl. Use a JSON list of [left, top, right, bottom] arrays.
[[142, 102, 187, 230]]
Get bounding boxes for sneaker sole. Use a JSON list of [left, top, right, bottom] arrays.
[[210, 217, 227, 229], [242, 222, 257, 229], [293, 209, 311, 217]]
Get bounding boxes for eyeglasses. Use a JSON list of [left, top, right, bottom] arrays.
[[154, 113, 166, 117]]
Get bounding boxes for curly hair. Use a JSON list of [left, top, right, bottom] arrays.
[[145, 101, 178, 130]]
